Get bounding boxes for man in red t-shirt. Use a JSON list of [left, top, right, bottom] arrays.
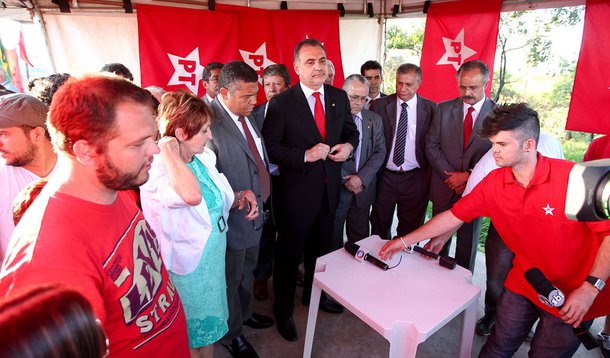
[[0, 75, 189, 357], [380, 103, 610, 357]]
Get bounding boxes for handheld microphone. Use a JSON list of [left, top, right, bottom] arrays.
[[524, 268, 598, 350], [344, 241, 389, 271], [395, 237, 456, 270]]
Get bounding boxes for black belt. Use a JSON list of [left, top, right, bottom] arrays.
[[384, 167, 418, 175]]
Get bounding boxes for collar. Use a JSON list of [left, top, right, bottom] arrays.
[[205, 93, 214, 103], [398, 94, 418, 108], [503, 152, 550, 187], [463, 97, 486, 113], [300, 82, 325, 99], [367, 92, 382, 101], [217, 95, 240, 121], [354, 111, 362, 120]]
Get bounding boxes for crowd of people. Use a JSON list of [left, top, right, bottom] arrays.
[[0, 37, 608, 358]]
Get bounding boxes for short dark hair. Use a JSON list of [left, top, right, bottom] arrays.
[[360, 60, 382, 76], [202, 62, 224, 82], [480, 103, 540, 146], [49, 75, 153, 156], [294, 38, 325, 62], [26, 73, 71, 107], [457, 60, 490, 83], [100, 63, 134, 82], [219, 61, 259, 93], [263, 64, 291, 86], [396, 63, 422, 82], [343, 74, 369, 91]]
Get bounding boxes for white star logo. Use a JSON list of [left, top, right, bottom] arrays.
[[436, 29, 477, 70], [239, 43, 276, 85], [167, 48, 204, 94], [543, 204, 555, 216]]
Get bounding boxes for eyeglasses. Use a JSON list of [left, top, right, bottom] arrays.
[[253, 210, 270, 231], [348, 95, 367, 102]]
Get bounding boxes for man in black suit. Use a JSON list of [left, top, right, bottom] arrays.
[[360, 60, 386, 111], [201, 62, 223, 106], [370, 63, 436, 240], [263, 38, 359, 342], [251, 64, 291, 301], [333, 74, 386, 245]]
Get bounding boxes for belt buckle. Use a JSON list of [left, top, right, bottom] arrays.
[[217, 216, 226, 233]]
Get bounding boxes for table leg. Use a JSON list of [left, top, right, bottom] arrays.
[[389, 322, 418, 358], [459, 297, 478, 358], [303, 279, 322, 358]]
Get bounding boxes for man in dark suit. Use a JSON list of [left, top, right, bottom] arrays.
[[251, 64, 291, 301], [333, 74, 386, 245], [360, 60, 386, 111], [201, 62, 223, 106], [208, 61, 274, 358], [263, 39, 359, 342], [370, 63, 436, 240], [425, 59, 495, 277]]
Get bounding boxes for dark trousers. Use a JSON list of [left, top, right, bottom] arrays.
[[370, 169, 429, 240], [253, 198, 276, 282], [484, 222, 514, 318], [221, 245, 259, 344], [333, 188, 371, 247], [273, 193, 334, 318]]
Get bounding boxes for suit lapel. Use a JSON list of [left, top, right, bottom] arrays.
[[214, 101, 256, 163], [466, 98, 491, 150], [451, 99, 465, 149], [294, 84, 323, 143], [415, 97, 427, 150], [359, 111, 370, 164], [385, 94, 398, 135]]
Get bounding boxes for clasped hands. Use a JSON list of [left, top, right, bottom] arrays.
[[444, 170, 469, 195], [306, 143, 353, 163], [235, 190, 259, 221]]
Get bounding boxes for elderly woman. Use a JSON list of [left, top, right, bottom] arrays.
[[141, 90, 257, 358]]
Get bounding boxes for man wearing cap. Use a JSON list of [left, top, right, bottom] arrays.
[[0, 93, 58, 262]]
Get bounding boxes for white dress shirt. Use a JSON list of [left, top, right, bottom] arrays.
[[387, 94, 419, 171]]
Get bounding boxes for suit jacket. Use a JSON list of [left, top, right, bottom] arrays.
[[252, 103, 266, 131], [202, 95, 211, 106], [208, 99, 270, 250], [425, 97, 495, 207], [340, 109, 386, 208], [373, 94, 436, 170], [263, 83, 359, 219]]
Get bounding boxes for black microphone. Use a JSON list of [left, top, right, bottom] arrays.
[[524, 268, 599, 350], [411, 245, 457, 270], [344, 241, 389, 271]]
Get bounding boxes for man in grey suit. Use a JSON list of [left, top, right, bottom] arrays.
[[333, 74, 386, 245], [208, 61, 273, 358], [425, 60, 495, 273], [370, 63, 436, 240], [201, 62, 223, 106]]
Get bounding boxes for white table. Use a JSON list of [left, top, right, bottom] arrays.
[[303, 235, 480, 358]]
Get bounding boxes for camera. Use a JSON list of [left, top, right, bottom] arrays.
[[565, 159, 610, 221]]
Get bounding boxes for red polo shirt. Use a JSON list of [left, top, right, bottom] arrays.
[[452, 154, 610, 320]]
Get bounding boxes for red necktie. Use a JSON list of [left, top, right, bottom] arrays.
[[369, 98, 375, 111], [463, 106, 474, 150], [312, 92, 326, 141], [238, 116, 270, 201]]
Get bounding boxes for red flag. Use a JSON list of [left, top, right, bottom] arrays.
[[418, 0, 501, 103], [270, 10, 344, 87], [137, 4, 239, 96], [566, 0, 610, 134], [216, 4, 280, 104], [18, 31, 32, 68]]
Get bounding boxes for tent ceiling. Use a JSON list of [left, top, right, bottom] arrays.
[[0, 0, 585, 19]]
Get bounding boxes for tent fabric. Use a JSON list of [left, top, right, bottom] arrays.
[[43, 13, 141, 84]]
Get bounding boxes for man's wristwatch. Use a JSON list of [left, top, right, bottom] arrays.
[[585, 275, 606, 291]]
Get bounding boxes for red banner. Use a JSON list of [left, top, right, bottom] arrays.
[[137, 4, 239, 96], [418, 0, 501, 103], [566, 0, 610, 134]]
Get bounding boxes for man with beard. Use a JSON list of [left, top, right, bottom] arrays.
[[0, 75, 190, 357], [0, 94, 58, 263]]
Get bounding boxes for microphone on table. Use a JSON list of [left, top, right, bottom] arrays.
[[344, 241, 389, 271], [524, 268, 599, 350], [395, 237, 456, 270]]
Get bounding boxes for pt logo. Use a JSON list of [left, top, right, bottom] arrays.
[[120, 220, 164, 324], [437, 29, 476, 70], [239, 43, 276, 85], [167, 48, 204, 94]]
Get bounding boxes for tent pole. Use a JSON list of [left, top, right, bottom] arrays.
[[31, 4, 57, 73]]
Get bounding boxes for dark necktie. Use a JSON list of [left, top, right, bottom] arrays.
[[463, 106, 475, 150], [238, 116, 270, 201], [312, 92, 326, 141], [368, 98, 375, 111], [393, 102, 408, 167]]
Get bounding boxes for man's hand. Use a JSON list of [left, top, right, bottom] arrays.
[[305, 143, 331, 162], [444, 171, 469, 191], [559, 282, 598, 327], [343, 175, 363, 194], [454, 184, 466, 195], [328, 143, 353, 162], [423, 233, 453, 255], [379, 238, 406, 261], [238, 189, 260, 221]]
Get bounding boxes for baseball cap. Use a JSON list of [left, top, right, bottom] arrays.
[[0, 93, 48, 129]]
